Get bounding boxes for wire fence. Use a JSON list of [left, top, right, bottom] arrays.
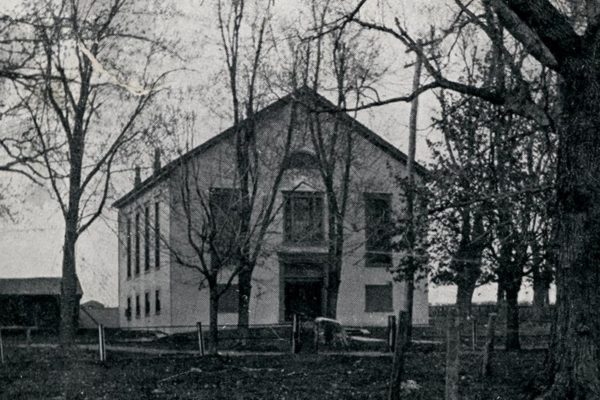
[[0, 310, 551, 365]]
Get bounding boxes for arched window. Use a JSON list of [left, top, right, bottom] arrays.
[[285, 150, 318, 170]]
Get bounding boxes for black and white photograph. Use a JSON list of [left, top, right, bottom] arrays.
[[0, 1, 597, 399]]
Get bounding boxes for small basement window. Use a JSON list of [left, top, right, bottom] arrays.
[[144, 292, 150, 316], [155, 290, 161, 315], [125, 297, 132, 321], [135, 294, 140, 318]]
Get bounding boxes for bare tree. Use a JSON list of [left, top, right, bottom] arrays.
[[0, 0, 175, 345], [160, 85, 300, 351], [298, 0, 388, 323], [164, 159, 248, 355], [334, 1, 592, 395], [215, 0, 275, 332]]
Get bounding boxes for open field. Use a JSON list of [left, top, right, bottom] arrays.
[[0, 345, 546, 399]]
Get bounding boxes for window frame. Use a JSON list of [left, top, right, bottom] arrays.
[[144, 291, 150, 316], [126, 218, 132, 279], [209, 188, 242, 261], [284, 150, 319, 170], [154, 202, 160, 269], [144, 205, 150, 272], [217, 284, 239, 314], [135, 294, 140, 318], [283, 191, 325, 245], [134, 212, 140, 275], [364, 193, 393, 268], [364, 283, 394, 313], [125, 296, 132, 321], [155, 289, 161, 315]]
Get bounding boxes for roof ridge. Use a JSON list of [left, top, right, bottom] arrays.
[[113, 88, 427, 209]]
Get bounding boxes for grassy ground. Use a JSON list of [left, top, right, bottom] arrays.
[[0, 345, 545, 400]]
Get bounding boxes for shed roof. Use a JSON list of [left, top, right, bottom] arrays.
[[80, 304, 119, 328], [113, 88, 428, 209], [0, 277, 83, 296]]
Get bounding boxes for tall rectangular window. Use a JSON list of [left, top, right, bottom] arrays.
[[144, 292, 150, 316], [135, 294, 140, 318], [209, 188, 241, 261], [155, 202, 160, 269], [144, 205, 150, 271], [126, 218, 132, 279], [126, 297, 132, 321], [283, 191, 324, 244], [217, 284, 239, 313], [365, 284, 393, 312], [135, 212, 140, 275], [155, 289, 161, 314], [364, 193, 393, 268]]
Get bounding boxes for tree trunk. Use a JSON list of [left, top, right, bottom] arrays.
[[237, 267, 252, 334], [404, 277, 415, 342], [539, 59, 600, 399], [325, 194, 344, 321], [531, 225, 552, 321], [388, 311, 409, 400], [504, 282, 521, 351], [326, 272, 339, 319], [59, 215, 79, 346], [324, 273, 340, 345], [496, 280, 506, 327], [532, 266, 550, 320], [59, 153, 83, 347], [323, 197, 344, 344], [456, 280, 476, 324], [496, 280, 505, 305], [208, 287, 219, 355]]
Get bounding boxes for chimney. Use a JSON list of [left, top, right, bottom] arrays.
[[134, 166, 141, 188], [153, 148, 161, 175]]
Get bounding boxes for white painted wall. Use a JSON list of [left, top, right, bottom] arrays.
[[118, 183, 172, 331], [117, 97, 429, 329]]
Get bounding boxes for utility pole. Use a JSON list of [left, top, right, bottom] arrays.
[[388, 46, 424, 400], [404, 46, 422, 342]]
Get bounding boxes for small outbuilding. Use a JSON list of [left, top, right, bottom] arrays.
[[79, 300, 119, 329], [0, 277, 83, 331]]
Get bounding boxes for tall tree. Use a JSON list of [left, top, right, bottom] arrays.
[[340, 0, 596, 396], [0, 0, 174, 345], [161, 85, 300, 352], [301, 0, 386, 322], [216, 0, 274, 332], [429, 91, 493, 324]]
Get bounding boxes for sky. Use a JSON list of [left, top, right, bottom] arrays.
[[0, 0, 551, 307]]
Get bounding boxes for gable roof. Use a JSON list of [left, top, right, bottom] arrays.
[[113, 88, 427, 209], [0, 277, 83, 296], [79, 304, 119, 328]]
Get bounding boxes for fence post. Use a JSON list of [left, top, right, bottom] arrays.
[[26, 328, 31, 347], [481, 313, 497, 377], [387, 315, 397, 353], [445, 310, 460, 400], [471, 317, 477, 351], [102, 325, 107, 361], [388, 311, 409, 400], [0, 328, 4, 364], [197, 322, 205, 356], [98, 324, 106, 362], [291, 314, 299, 354], [314, 321, 319, 353]]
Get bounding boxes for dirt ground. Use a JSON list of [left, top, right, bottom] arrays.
[[0, 346, 545, 399]]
